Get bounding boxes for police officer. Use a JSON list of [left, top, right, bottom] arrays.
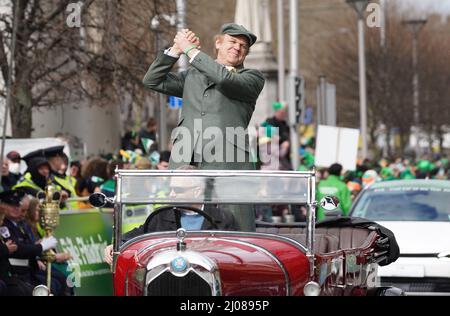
[[15, 147, 73, 209], [1, 195, 35, 296], [44, 147, 78, 210], [0, 190, 60, 293], [13, 156, 51, 197]]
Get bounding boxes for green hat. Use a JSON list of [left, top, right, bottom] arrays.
[[417, 160, 431, 172], [220, 23, 257, 47], [272, 101, 286, 111]]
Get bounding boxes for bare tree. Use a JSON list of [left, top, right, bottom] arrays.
[[416, 16, 450, 155], [315, 5, 449, 158], [0, 0, 97, 137], [0, 0, 178, 137]]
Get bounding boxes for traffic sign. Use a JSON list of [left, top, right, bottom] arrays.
[[168, 96, 183, 109]]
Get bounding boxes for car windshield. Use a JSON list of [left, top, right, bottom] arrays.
[[116, 170, 313, 234], [351, 186, 450, 222], [118, 171, 309, 204]]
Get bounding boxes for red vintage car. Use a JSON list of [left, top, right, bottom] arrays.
[[90, 169, 401, 296]]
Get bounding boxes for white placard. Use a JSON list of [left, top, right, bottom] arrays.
[[315, 125, 359, 171]]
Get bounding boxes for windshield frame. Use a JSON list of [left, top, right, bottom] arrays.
[[116, 170, 312, 205], [112, 169, 318, 269]]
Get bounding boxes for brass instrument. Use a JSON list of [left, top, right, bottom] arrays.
[[38, 184, 61, 294]]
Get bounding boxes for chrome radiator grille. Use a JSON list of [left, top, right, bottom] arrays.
[[147, 271, 212, 296]]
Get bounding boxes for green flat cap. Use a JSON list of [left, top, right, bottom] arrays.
[[220, 23, 257, 47]]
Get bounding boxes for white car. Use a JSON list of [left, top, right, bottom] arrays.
[[350, 180, 450, 295]]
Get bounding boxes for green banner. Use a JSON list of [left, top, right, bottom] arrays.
[[54, 209, 114, 296]]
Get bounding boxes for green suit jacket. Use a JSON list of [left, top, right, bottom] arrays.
[[143, 51, 265, 170]]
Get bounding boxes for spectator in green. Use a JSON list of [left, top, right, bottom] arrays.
[[416, 159, 434, 179], [400, 167, 415, 180], [380, 167, 396, 181], [316, 163, 352, 221]]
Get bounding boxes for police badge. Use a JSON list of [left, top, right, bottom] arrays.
[[0, 226, 11, 239]]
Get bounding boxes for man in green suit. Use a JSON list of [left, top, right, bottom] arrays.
[[143, 23, 265, 170]]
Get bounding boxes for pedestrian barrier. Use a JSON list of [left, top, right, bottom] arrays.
[[54, 209, 113, 296]]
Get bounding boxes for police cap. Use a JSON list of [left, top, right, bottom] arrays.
[[0, 190, 25, 207], [22, 145, 65, 165]]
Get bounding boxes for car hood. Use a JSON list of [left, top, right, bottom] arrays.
[[377, 221, 450, 254]]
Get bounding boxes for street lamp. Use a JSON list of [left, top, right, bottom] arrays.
[[346, 0, 369, 160], [402, 18, 427, 159]]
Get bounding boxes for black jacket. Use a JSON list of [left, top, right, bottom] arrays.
[[0, 239, 11, 280], [265, 117, 290, 144], [0, 240, 33, 296], [122, 205, 239, 244], [2, 219, 42, 276]]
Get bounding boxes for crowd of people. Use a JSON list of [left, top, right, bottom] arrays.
[[0, 117, 173, 296], [254, 101, 450, 223]]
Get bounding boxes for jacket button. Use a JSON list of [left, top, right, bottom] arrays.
[[204, 94, 208, 97], [201, 112, 206, 116]]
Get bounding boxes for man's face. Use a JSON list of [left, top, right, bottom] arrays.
[[3, 203, 22, 222], [148, 124, 157, 133], [2, 159, 9, 176], [48, 156, 64, 173], [70, 165, 79, 177], [275, 108, 287, 121], [19, 196, 30, 221], [216, 34, 249, 67], [59, 162, 68, 175], [38, 164, 50, 178], [169, 177, 203, 199]]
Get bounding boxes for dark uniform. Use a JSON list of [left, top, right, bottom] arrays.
[[1, 189, 36, 296], [0, 190, 67, 295], [2, 218, 43, 283], [0, 232, 34, 296]]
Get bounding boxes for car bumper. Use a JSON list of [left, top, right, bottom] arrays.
[[378, 257, 450, 295]]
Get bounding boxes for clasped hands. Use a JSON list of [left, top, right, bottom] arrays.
[[172, 29, 201, 56]]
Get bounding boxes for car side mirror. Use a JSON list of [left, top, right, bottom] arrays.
[[320, 196, 340, 212], [89, 193, 108, 208]]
